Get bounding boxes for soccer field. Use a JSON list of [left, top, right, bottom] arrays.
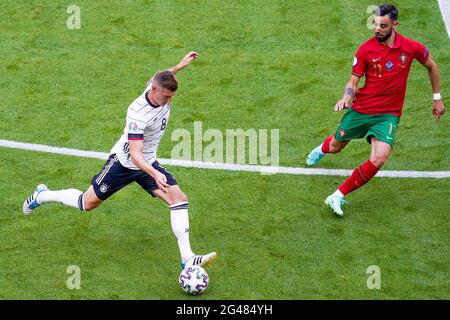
[[0, 0, 449, 300]]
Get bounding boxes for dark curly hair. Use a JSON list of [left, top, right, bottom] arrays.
[[375, 4, 398, 21]]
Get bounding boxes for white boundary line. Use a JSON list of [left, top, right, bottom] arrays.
[[438, 0, 450, 39], [1, 139, 449, 179]]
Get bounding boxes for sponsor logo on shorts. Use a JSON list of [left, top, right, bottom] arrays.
[[100, 184, 108, 193]]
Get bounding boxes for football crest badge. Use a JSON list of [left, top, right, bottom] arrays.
[[128, 121, 138, 131], [385, 61, 394, 71], [399, 53, 407, 64]]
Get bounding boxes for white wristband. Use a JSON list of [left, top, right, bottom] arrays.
[[433, 93, 441, 101]]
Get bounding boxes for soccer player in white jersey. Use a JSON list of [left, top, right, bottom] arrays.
[[23, 51, 217, 270]]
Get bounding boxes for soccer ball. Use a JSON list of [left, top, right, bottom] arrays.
[[178, 265, 209, 295]]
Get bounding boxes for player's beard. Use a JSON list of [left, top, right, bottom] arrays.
[[375, 28, 393, 42]]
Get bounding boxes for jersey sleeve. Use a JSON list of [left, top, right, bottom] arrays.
[[126, 106, 145, 141], [412, 40, 429, 65], [351, 45, 367, 77]]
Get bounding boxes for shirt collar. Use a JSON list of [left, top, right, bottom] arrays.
[[145, 91, 160, 108]]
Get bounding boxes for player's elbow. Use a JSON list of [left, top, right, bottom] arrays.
[[425, 59, 438, 72], [129, 143, 143, 163]]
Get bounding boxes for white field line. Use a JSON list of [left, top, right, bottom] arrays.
[[438, 0, 450, 39], [0, 139, 449, 179]]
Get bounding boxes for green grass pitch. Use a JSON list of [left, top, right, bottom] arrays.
[[0, 0, 449, 299]]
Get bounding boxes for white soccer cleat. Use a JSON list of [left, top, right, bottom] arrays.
[[324, 194, 349, 217], [182, 252, 217, 270], [23, 184, 49, 215], [306, 145, 326, 166]]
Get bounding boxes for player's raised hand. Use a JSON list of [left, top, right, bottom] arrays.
[[178, 51, 199, 69], [432, 100, 446, 122], [169, 51, 199, 74]]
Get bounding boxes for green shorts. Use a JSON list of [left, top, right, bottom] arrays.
[[335, 108, 400, 146]]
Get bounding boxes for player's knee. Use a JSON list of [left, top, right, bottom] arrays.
[[83, 203, 96, 212], [328, 139, 347, 154], [370, 155, 388, 168], [82, 186, 102, 211], [329, 144, 343, 154], [174, 191, 188, 204], [178, 193, 188, 203], [166, 188, 188, 206], [328, 146, 340, 154], [83, 199, 101, 211]]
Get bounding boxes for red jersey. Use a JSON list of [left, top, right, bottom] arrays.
[[351, 32, 429, 116]]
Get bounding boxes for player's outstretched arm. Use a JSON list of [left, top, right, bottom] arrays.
[[335, 75, 361, 111], [168, 51, 199, 75], [423, 55, 446, 122]]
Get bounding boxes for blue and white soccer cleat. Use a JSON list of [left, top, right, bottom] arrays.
[[22, 184, 49, 215], [181, 252, 217, 270], [306, 145, 326, 166], [324, 194, 349, 217]]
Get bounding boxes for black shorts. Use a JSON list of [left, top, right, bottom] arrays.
[[91, 154, 178, 200]]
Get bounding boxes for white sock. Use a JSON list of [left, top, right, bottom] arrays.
[[169, 202, 194, 263], [332, 189, 344, 198], [37, 189, 85, 210]]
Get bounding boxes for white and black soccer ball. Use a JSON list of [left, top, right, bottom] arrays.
[[178, 265, 209, 295]]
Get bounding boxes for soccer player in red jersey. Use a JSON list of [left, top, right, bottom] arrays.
[[306, 4, 446, 217]]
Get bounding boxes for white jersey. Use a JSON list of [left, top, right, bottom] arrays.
[[110, 83, 171, 169]]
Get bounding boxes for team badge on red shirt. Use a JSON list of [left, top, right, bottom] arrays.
[[400, 53, 407, 64], [385, 61, 394, 71]]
